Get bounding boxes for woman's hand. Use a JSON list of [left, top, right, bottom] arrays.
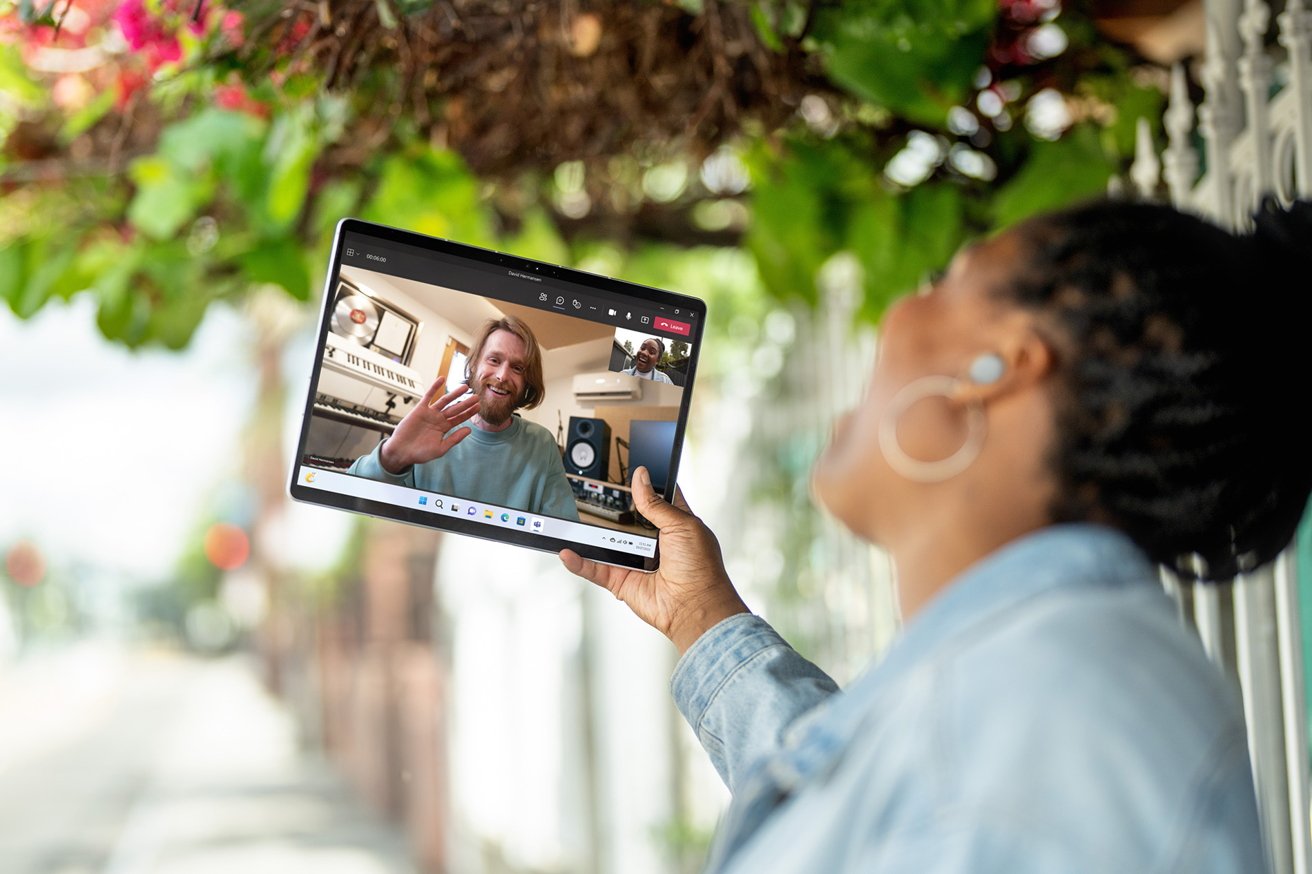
[[380, 376, 481, 474], [560, 466, 749, 654]]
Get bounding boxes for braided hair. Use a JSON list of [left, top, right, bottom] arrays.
[[1004, 197, 1312, 582]]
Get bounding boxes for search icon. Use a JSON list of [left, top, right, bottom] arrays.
[[432, 498, 444, 510]]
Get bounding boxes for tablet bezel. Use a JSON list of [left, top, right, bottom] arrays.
[[287, 218, 707, 572]]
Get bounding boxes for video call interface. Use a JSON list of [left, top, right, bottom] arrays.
[[294, 229, 701, 560]]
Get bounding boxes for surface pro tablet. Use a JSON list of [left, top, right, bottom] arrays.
[[287, 219, 706, 572]]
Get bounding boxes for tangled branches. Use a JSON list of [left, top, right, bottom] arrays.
[[242, 0, 825, 178]]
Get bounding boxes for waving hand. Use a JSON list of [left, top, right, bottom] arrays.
[[379, 376, 481, 474]]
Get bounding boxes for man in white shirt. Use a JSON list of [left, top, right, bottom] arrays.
[[622, 337, 674, 384]]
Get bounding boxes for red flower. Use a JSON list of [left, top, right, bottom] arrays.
[[214, 82, 268, 118], [220, 9, 244, 47], [115, 67, 149, 109]]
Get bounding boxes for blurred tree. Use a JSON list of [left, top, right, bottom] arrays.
[[1, 0, 1161, 348]]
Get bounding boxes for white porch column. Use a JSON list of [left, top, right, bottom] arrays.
[[1236, 565, 1295, 874], [1278, 0, 1312, 193]]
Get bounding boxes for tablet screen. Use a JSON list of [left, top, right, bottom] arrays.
[[287, 219, 705, 572]]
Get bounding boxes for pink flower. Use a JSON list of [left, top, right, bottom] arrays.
[[112, 0, 184, 70], [220, 9, 244, 47], [113, 0, 154, 50]]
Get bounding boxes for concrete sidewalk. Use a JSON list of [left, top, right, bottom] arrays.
[[103, 653, 422, 874], [0, 645, 422, 874]]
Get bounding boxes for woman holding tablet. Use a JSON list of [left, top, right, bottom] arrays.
[[560, 197, 1312, 873]]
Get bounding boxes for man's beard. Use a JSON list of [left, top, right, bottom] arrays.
[[475, 376, 519, 425]]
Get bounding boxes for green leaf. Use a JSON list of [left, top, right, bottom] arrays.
[[127, 155, 213, 240], [0, 43, 44, 106], [750, 3, 785, 52], [847, 188, 901, 307], [264, 110, 320, 230], [1, 239, 77, 319], [137, 239, 200, 300], [1106, 83, 1165, 160], [504, 210, 569, 265], [745, 163, 829, 305], [312, 179, 363, 237], [224, 133, 272, 220], [0, 242, 27, 313], [89, 241, 143, 342], [108, 240, 211, 349], [993, 126, 1114, 228], [148, 291, 212, 350], [159, 108, 266, 174], [902, 182, 965, 273], [96, 287, 152, 347], [811, 0, 995, 127], [361, 148, 494, 246], [741, 138, 877, 305], [280, 74, 321, 100], [239, 236, 311, 299], [60, 90, 115, 143], [849, 182, 965, 321]]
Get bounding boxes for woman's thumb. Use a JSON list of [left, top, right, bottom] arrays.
[[631, 466, 683, 528]]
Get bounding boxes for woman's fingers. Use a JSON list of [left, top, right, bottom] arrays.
[[559, 549, 623, 594]]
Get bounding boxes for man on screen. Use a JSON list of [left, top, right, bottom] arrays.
[[622, 337, 674, 384], [350, 315, 579, 521]]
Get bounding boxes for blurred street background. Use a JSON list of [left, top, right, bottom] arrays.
[[0, 644, 418, 874], [5, 2, 1311, 873]]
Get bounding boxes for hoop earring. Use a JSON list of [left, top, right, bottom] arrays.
[[877, 375, 986, 483]]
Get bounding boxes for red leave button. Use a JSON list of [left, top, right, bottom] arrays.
[[653, 316, 691, 336]]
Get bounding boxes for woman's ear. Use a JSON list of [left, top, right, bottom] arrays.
[[1004, 326, 1057, 387]]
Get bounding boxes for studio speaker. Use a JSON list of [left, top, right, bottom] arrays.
[[566, 416, 611, 480]]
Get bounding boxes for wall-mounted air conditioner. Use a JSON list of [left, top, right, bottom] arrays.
[[572, 371, 641, 402]]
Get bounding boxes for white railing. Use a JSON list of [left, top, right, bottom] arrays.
[[1127, 1, 1312, 871]]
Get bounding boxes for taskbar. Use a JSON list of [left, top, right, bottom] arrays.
[[297, 467, 657, 558]]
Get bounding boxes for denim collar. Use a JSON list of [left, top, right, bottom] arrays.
[[865, 522, 1156, 691], [768, 524, 1156, 789]]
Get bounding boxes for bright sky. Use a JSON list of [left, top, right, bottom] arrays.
[[0, 297, 256, 582]]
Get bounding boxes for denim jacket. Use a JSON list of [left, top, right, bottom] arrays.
[[671, 524, 1267, 874]]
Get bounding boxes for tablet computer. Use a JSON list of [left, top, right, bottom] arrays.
[[287, 219, 705, 572]]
